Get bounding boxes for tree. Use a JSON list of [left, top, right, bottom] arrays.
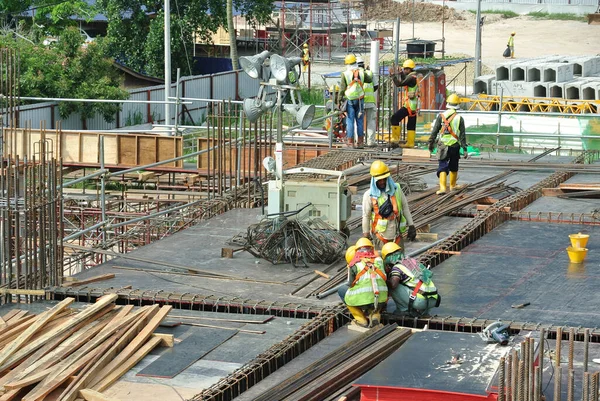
[[96, 0, 273, 79], [2, 27, 128, 123], [227, 0, 238, 70]]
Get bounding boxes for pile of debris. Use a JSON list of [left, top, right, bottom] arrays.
[[365, 1, 468, 23], [0, 295, 171, 401]]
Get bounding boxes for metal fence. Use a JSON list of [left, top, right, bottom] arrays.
[[455, 0, 596, 4], [13, 70, 261, 131]]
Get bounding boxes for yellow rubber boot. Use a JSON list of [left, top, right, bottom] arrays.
[[390, 125, 401, 143], [347, 305, 369, 327], [436, 172, 447, 195], [449, 171, 458, 191], [405, 129, 416, 148], [369, 311, 381, 327]]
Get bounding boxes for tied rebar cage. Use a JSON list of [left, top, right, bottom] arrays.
[[0, 155, 63, 304]]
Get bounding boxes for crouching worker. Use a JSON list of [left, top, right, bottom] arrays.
[[381, 242, 440, 317], [338, 238, 388, 327]]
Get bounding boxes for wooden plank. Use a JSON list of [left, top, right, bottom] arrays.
[[0, 316, 38, 347], [0, 289, 46, 296], [0, 310, 21, 324], [57, 306, 158, 401], [314, 270, 330, 279], [79, 389, 121, 401], [0, 294, 118, 372], [151, 333, 174, 348], [137, 329, 234, 379], [402, 148, 431, 158], [0, 389, 23, 401], [88, 305, 171, 389], [93, 336, 163, 392], [415, 232, 438, 242], [0, 298, 74, 367], [559, 183, 600, 191], [62, 274, 115, 288], [179, 321, 265, 334], [542, 188, 565, 197]]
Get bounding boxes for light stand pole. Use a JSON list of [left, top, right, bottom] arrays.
[[474, 0, 482, 79], [274, 86, 284, 213], [164, 0, 172, 135]]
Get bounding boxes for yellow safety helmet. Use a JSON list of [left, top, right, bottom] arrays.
[[511, 32, 516, 35], [345, 54, 357, 65], [345, 246, 357, 264], [381, 242, 402, 261], [447, 93, 461, 109], [402, 59, 416, 69], [303, 43, 309, 48], [369, 160, 390, 180], [355, 237, 374, 250]]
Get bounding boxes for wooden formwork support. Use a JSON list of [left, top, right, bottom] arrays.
[[7, 128, 183, 168]]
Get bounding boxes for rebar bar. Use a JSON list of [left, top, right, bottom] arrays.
[[584, 328, 590, 373], [499, 356, 506, 401], [568, 369, 575, 401], [518, 360, 525, 401], [569, 328, 575, 370], [555, 366, 562, 401], [557, 327, 563, 367], [583, 372, 589, 401]]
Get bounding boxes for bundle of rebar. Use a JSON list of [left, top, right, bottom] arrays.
[[241, 215, 346, 267]]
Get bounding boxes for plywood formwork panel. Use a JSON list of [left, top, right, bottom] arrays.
[[5, 129, 182, 168]]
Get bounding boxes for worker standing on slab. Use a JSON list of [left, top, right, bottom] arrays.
[[381, 242, 440, 317], [338, 239, 388, 327], [339, 54, 372, 148], [427, 94, 468, 195], [357, 57, 377, 147], [362, 160, 416, 249], [507, 32, 516, 58], [301, 43, 311, 73], [389, 59, 419, 147]]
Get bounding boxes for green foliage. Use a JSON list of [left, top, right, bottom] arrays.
[[1, 27, 128, 122], [468, 9, 519, 18], [527, 11, 586, 21], [124, 110, 144, 126], [96, 0, 274, 80]]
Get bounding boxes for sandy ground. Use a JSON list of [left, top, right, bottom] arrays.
[[308, 16, 600, 91]]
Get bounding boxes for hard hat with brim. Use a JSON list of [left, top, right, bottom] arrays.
[[374, 171, 391, 180]]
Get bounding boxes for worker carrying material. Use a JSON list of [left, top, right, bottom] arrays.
[[357, 57, 378, 147], [427, 93, 468, 195], [362, 160, 416, 249], [338, 238, 388, 328], [339, 54, 373, 148], [302, 43, 311, 72], [506, 32, 515, 59], [389, 59, 419, 147], [381, 242, 440, 317]]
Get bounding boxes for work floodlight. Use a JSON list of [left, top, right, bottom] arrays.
[[270, 55, 302, 82], [243, 98, 275, 123], [283, 104, 315, 130], [239, 51, 271, 79]]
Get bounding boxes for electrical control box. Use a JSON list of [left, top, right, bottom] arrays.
[[267, 168, 351, 232]]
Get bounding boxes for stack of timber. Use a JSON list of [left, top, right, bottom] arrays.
[[0, 294, 173, 401]]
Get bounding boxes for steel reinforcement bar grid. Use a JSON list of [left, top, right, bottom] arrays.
[[417, 151, 592, 268]]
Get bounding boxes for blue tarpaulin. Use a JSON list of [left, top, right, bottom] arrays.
[[192, 57, 233, 75]]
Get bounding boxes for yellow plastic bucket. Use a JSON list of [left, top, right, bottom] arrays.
[[566, 246, 588, 264], [569, 233, 589, 249]]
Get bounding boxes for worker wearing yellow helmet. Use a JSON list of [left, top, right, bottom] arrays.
[[507, 32, 516, 59], [362, 160, 416, 250], [301, 42, 311, 72], [381, 242, 440, 317], [338, 238, 387, 328], [339, 54, 373, 148], [388, 59, 419, 147], [427, 93, 468, 194]]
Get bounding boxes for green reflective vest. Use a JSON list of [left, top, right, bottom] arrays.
[[392, 262, 438, 301], [343, 69, 366, 100], [363, 82, 375, 104], [371, 183, 408, 234], [345, 259, 388, 307], [438, 109, 461, 147], [402, 72, 419, 113]]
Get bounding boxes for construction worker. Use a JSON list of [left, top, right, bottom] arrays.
[[339, 54, 373, 148], [301, 43, 311, 73], [338, 238, 388, 327], [507, 32, 515, 58], [362, 160, 416, 250], [381, 242, 440, 317], [427, 93, 468, 195], [357, 57, 377, 147], [389, 59, 419, 147]]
